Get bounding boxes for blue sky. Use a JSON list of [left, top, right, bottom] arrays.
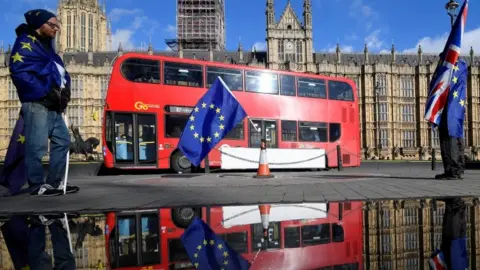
[[1, 0, 479, 54]]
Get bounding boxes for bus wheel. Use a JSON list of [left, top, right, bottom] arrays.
[[171, 150, 192, 173], [171, 207, 201, 228]]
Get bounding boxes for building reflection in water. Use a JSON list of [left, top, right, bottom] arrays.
[[0, 198, 476, 269]]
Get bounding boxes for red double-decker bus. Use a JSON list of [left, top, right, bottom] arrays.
[[105, 202, 363, 270], [102, 53, 360, 173]]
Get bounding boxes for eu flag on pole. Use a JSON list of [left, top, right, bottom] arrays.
[[180, 217, 250, 270], [424, 0, 468, 126], [178, 77, 247, 166], [0, 111, 27, 196], [445, 59, 467, 138]]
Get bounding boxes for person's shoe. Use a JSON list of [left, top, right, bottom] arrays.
[[435, 173, 451, 179], [30, 184, 64, 197], [56, 181, 80, 194]]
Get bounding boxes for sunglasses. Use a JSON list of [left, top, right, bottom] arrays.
[[45, 21, 61, 30]]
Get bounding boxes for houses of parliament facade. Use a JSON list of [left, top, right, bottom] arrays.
[[0, 0, 480, 161]]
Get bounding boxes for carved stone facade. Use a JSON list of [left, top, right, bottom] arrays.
[[0, 0, 479, 161], [363, 198, 480, 270]]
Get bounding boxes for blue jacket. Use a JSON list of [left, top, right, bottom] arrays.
[[9, 24, 70, 105]]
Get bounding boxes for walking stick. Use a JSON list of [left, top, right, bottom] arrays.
[[63, 113, 70, 195]]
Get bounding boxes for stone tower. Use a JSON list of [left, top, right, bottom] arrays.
[[265, 0, 314, 72], [56, 0, 111, 52]]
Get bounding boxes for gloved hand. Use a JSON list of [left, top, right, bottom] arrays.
[[60, 87, 71, 112]]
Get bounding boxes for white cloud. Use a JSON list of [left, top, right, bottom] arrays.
[[111, 29, 134, 50], [365, 29, 384, 51], [326, 44, 354, 53], [109, 8, 142, 22], [349, 0, 378, 31], [345, 33, 358, 41], [403, 27, 480, 54], [165, 24, 176, 34], [252, 42, 267, 51]]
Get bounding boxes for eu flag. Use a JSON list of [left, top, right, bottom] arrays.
[[0, 111, 27, 196], [178, 77, 247, 166], [180, 217, 250, 270], [445, 59, 467, 138]]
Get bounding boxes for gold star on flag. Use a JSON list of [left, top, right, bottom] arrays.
[[11, 52, 24, 63], [200, 137, 205, 143], [210, 104, 215, 109], [224, 260, 228, 265], [214, 132, 220, 138], [202, 102, 207, 108], [190, 125, 195, 130], [203, 239, 208, 245], [20, 42, 32, 52], [190, 115, 195, 121], [453, 91, 459, 98], [454, 65, 460, 71], [194, 107, 199, 112], [17, 134, 25, 144], [217, 243, 223, 249], [197, 245, 202, 250], [219, 124, 225, 130], [27, 35, 37, 42], [452, 76, 458, 84], [194, 263, 199, 268], [223, 251, 229, 257], [460, 99, 465, 107], [219, 115, 225, 121], [194, 253, 198, 258], [216, 108, 221, 113], [194, 132, 199, 138], [207, 137, 212, 142]]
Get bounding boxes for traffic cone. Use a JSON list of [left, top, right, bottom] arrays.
[[258, 204, 271, 237], [254, 139, 274, 178]]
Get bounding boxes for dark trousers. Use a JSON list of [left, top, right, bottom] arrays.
[[29, 220, 75, 270], [439, 125, 465, 176]]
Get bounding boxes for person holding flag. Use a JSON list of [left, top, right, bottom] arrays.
[[177, 77, 247, 168], [7, 9, 79, 196], [424, 0, 468, 180]]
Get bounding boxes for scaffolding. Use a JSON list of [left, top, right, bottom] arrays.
[[174, 0, 226, 51]]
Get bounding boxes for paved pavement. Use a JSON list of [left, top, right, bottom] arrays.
[[0, 162, 478, 215]]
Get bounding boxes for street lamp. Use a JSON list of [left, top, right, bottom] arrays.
[[445, 0, 459, 27]]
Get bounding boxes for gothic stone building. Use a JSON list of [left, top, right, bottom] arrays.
[[0, 0, 480, 161]]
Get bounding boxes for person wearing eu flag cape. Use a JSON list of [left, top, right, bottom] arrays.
[[435, 59, 467, 180], [7, 9, 79, 196]]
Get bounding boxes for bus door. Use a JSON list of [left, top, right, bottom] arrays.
[[108, 211, 161, 269], [107, 112, 158, 167], [249, 119, 278, 149]]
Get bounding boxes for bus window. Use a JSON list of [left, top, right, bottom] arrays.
[[141, 214, 160, 265], [121, 58, 160, 84], [302, 224, 331, 246], [105, 111, 113, 152], [224, 121, 244, 140], [328, 81, 354, 101], [207, 66, 243, 91], [165, 114, 189, 138], [280, 74, 296, 96], [245, 70, 279, 94], [281, 120, 297, 142], [299, 122, 328, 142], [117, 216, 137, 267], [251, 222, 281, 250], [164, 62, 203, 88], [115, 114, 134, 162], [220, 232, 248, 254], [329, 123, 341, 142], [332, 223, 344, 243], [284, 227, 301, 248], [298, 77, 326, 98], [137, 114, 157, 163]]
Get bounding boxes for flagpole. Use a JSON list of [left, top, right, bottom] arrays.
[[63, 113, 70, 194]]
